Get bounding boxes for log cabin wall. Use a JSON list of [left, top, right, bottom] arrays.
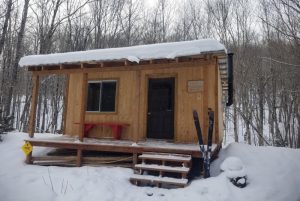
[[64, 58, 223, 144]]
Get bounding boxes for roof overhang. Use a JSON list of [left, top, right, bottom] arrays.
[[20, 39, 230, 104]]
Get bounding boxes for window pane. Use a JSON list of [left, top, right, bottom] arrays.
[[87, 82, 101, 111], [100, 81, 116, 112]]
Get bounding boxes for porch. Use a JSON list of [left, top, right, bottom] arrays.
[[25, 135, 219, 167]]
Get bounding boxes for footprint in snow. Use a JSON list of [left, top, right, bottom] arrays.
[[200, 186, 209, 195]]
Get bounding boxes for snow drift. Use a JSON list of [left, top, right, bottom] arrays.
[[0, 132, 300, 201]]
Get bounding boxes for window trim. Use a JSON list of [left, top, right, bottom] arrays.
[[86, 79, 118, 114]]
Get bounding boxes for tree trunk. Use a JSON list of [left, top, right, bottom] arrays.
[[6, 0, 30, 117], [0, 0, 13, 55]]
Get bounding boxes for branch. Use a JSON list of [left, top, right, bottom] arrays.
[[260, 56, 300, 67], [259, 16, 300, 41], [235, 106, 271, 145], [281, 0, 300, 15], [52, 0, 91, 33]]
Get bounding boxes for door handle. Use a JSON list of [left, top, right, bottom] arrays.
[[148, 112, 151, 115]]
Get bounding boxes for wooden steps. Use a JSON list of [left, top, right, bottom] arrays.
[[130, 174, 188, 186], [130, 152, 192, 188], [139, 152, 192, 162], [135, 164, 189, 173]]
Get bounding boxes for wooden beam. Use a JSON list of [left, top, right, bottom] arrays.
[[25, 152, 33, 164], [29, 60, 214, 76], [25, 139, 203, 158], [27, 66, 42, 71], [79, 73, 88, 142], [124, 60, 130, 66], [28, 74, 40, 138], [60, 64, 81, 69], [133, 153, 138, 168], [76, 149, 82, 167], [26, 139, 140, 152]]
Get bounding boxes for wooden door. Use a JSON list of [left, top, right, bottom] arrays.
[[147, 77, 175, 139]]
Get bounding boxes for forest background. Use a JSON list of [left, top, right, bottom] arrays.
[[0, 0, 299, 148]]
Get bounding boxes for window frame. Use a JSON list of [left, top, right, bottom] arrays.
[[86, 79, 118, 114]]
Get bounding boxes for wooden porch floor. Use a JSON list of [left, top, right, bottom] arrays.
[[25, 135, 219, 167]]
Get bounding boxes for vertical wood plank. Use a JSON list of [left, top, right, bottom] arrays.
[[214, 61, 220, 143], [203, 65, 209, 144], [76, 149, 82, 167], [133, 70, 141, 142], [25, 152, 33, 164], [28, 73, 40, 138], [79, 72, 88, 142], [133, 153, 138, 168]]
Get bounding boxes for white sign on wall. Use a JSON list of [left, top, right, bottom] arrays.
[[187, 80, 203, 92]]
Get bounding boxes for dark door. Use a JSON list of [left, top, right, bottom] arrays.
[[147, 77, 175, 139]]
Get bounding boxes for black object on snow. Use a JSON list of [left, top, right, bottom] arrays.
[[193, 109, 214, 178], [230, 176, 247, 188]]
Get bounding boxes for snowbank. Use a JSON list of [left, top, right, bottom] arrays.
[[0, 132, 300, 201], [19, 39, 226, 67], [220, 157, 246, 178]]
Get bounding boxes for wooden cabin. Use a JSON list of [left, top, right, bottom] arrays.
[[19, 39, 233, 182]]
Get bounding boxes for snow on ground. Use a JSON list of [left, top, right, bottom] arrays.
[[1, 131, 300, 201]]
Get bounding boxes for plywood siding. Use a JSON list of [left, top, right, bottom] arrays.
[[65, 73, 84, 136], [65, 71, 138, 140], [138, 60, 217, 143], [65, 58, 223, 144]]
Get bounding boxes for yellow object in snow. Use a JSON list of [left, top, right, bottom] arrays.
[[22, 142, 33, 155]]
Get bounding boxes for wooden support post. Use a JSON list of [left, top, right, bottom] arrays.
[[76, 149, 82, 167], [133, 153, 138, 167], [28, 73, 40, 138], [79, 73, 88, 142], [25, 152, 33, 164], [181, 172, 187, 179]]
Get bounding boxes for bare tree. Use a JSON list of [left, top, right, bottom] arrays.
[[4, 0, 30, 117], [0, 0, 13, 55]]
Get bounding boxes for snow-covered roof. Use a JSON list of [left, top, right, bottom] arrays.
[[19, 39, 226, 67]]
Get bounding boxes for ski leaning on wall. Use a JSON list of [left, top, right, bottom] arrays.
[[192, 109, 214, 178]]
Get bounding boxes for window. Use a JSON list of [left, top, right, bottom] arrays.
[[86, 80, 117, 112]]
